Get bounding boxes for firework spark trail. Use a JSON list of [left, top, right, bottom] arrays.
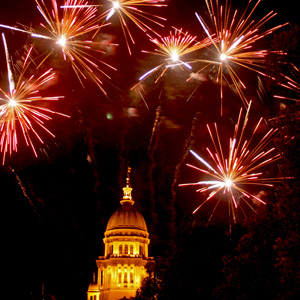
[[63, 0, 167, 55], [0, 0, 118, 93], [2, 34, 15, 95], [172, 112, 201, 196], [273, 64, 300, 102], [132, 28, 213, 89], [179, 101, 283, 227], [9, 166, 39, 215], [148, 105, 162, 152], [0, 34, 68, 164], [191, 0, 288, 114]]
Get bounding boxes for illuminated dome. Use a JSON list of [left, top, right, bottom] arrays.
[[87, 273, 100, 295], [106, 203, 148, 232], [88, 281, 99, 292]]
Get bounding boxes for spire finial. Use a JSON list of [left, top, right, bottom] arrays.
[[120, 167, 134, 205]]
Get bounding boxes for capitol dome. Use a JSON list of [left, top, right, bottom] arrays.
[[106, 202, 148, 232]]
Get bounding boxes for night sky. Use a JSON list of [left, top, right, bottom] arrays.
[[0, 1, 298, 299]]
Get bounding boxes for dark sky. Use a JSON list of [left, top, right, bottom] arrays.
[[0, 1, 298, 299]]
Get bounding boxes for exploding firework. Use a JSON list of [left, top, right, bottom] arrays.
[[133, 28, 213, 88], [191, 0, 288, 113], [0, 34, 68, 164], [179, 101, 282, 227], [63, 0, 167, 54], [0, 0, 117, 93]]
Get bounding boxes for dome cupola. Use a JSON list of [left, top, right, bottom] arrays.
[[105, 168, 148, 236]]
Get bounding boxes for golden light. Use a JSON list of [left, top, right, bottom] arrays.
[[171, 50, 179, 62], [225, 179, 233, 188], [113, 1, 120, 9], [220, 53, 227, 61], [8, 99, 17, 107], [57, 35, 67, 47]]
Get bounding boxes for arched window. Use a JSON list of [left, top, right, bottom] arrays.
[[139, 245, 143, 255], [130, 272, 134, 284], [119, 245, 123, 255], [130, 245, 133, 254], [124, 272, 128, 287], [124, 244, 128, 254], [100, 270, 104, 285]]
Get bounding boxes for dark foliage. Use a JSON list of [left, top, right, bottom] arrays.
[[135, 222, 245, 300]]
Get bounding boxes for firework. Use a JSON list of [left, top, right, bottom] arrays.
[[0, 33, 68, 164], [63, 0, 167, 54], [0, 0, 117, 93], [179, 101, 282, 227], [132, 28, 213, 88], [191, 0, 288, 113]]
